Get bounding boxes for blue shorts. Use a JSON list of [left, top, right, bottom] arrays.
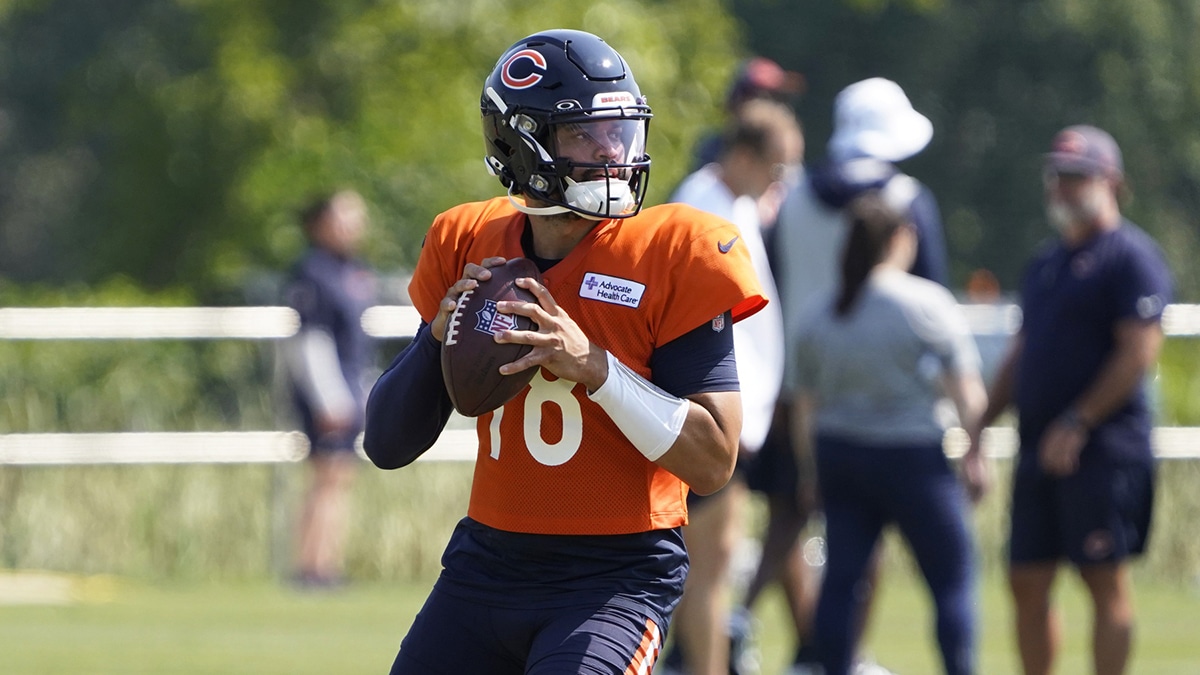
[[743, 423, 800, 498], [1009, 452, 1155, 566], [389, 518, 685, 674], [689, 402, 797, 511], [744, 400, 802, 498]]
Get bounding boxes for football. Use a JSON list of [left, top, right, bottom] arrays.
[[441, 257, 542, 417]]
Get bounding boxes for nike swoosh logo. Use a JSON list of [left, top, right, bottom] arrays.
[[718, 236, 739, 254]]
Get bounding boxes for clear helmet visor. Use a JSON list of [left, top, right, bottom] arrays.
[[551, 118, 647, 174]]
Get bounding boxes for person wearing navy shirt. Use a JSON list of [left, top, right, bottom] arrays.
[[967, 125, 1172, 675], [282, 189, 377, 588]]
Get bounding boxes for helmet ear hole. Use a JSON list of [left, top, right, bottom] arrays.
[[483, 156, 515, 190]]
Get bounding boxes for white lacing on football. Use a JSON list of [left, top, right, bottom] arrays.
[[443, 289, 473, 346]]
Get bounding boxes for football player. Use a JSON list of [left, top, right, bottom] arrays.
[[363, 29, 766, 674]]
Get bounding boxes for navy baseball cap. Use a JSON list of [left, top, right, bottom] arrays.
[[1045, 125, 1123, 178]]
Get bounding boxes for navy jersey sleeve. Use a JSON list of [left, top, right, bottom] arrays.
[[650, 311, 740, 397], [1112, 230, 1173, 323], [908, 183, 949, 287], [362, 322, 454, 469]]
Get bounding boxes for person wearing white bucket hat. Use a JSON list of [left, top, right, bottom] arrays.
[[753, 76, 950, 675], [828, 77, 934, 163], [774, 77, 947, 331]]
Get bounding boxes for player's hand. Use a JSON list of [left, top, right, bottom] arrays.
[[1038, 420, 1087, 476], [958, 426, 994, 503], [430, 257, 507, 343], [493, 276, 607, 390], [960, 448, 992, 504]]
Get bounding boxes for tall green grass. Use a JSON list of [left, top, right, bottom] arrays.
[[0, 462, 475, 581], [3, 459, 1199, 584]]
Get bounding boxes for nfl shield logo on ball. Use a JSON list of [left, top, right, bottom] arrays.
[[474, 299, 517, 336]]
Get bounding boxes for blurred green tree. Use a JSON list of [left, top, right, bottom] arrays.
[[0, 0, 743, 300], [734, 0, 1200, 298]]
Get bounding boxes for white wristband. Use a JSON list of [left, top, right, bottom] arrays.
[[588, 351, 689, 462]]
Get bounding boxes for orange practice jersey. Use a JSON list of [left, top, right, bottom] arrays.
[[409, 197, 767, 535]]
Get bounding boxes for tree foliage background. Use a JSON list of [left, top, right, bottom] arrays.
[[0, 0, 743, 301], [2, 0, 1197, 301], [735, 0, 1200, 297]]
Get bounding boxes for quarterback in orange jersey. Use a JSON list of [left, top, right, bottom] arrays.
[[363, 30, 765, 675]]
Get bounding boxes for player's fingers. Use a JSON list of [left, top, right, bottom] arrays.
[[431, 280, 480, 342], [498, 354, 538, 376], [497, 341, 559, 375], [463, 259, 504, 281], [515, 276, 558, 310], [494, 327, 556, 349], [437, 294, 465, 319], [480, 256, 508, 269], [496, 303, 550, 331], [440, 278, 479, 312]]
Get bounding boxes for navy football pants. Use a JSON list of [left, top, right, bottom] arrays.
[[389, 585, 665, 674]]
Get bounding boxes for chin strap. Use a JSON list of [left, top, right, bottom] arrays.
[[563, 177, 635, 218], [507, 178, 635, 220], [507, 186, 571, 216]]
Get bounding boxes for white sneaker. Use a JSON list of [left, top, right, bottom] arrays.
[[852, 659, 898, 675]]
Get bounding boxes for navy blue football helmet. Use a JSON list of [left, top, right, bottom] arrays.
[[481, 29, 652, 220]]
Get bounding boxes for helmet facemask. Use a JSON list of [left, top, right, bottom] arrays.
[[545, 111, 650, 219], [485, 89, 651, 220]]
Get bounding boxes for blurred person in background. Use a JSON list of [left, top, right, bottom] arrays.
[[689, 56, 805, 174], [790, 190, 989, 675], [282, 189, 377, 588], [765, 75, 951, 674], [662, 98, 803, 675], [967, 125, 1172, 675], [775, 76, 948, 323]]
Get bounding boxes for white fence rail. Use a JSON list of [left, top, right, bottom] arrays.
[[2, 304, 1199, 465]]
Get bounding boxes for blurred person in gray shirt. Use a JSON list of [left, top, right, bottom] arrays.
[[788, 190, 989, 675], [765, 76, 950, 675]]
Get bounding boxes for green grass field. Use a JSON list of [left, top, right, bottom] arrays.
[[1, 568, 1196, 674]]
